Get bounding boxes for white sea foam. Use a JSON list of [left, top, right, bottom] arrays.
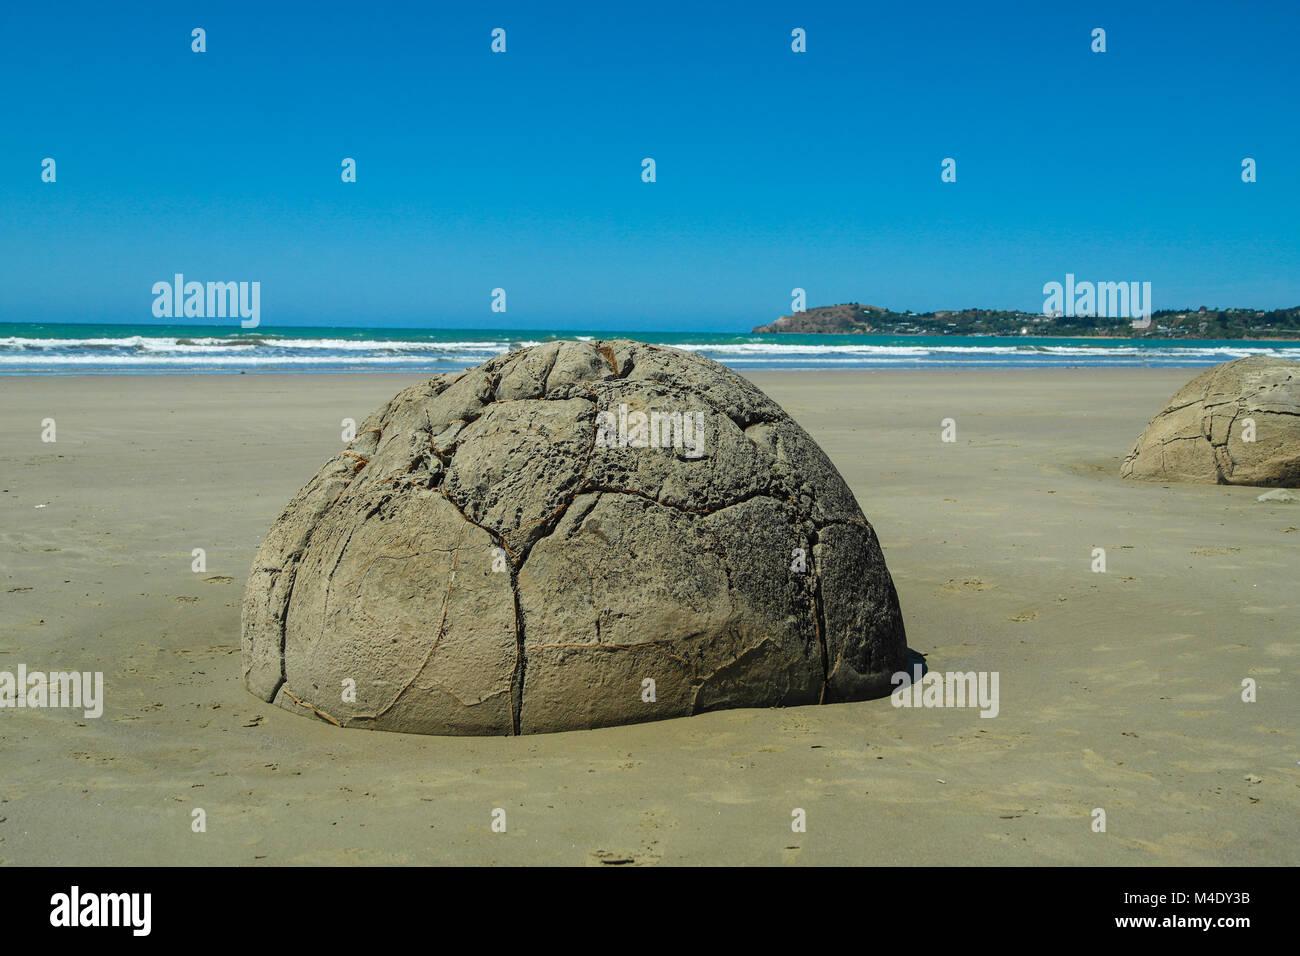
[[0, 336, 515, 353], [0, 330, 1290, 373]]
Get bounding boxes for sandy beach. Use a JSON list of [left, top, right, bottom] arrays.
[[1, 369, 1295, 866]]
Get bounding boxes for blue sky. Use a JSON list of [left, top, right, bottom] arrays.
[[1, 0, 1297, 331]]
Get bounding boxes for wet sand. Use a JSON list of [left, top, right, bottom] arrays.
[[0, 369, 1296, 865]]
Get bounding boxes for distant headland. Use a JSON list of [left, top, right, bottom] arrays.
[[752, 303, 1300, 339]]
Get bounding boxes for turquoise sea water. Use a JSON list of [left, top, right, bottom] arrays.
[[2, 322, 1298, 374]]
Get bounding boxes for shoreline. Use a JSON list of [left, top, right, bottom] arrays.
[[0, 362, 1284, 380], [5, 325, 1298, 377], [751, 331, 1300, 342]]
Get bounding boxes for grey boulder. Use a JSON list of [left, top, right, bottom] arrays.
[[1121, 355, 1300, 486], [1256, 489, 1298, 503], [241, 340, 907, 735]]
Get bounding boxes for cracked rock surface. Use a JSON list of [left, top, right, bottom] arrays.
[[1121, 355, 1300, 487], [241, 340, 908, 735]]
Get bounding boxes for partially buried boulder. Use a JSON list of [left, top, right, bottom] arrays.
[[1121, 355, 1300, 486], [241, 340, 907, 735]]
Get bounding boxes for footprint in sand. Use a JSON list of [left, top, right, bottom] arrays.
[[587, 811, 668, 866], [941, 578, 996, 594]]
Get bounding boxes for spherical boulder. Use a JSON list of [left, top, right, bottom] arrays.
[[1121, 355, 1300, 486], [242, 340, 907, 735]]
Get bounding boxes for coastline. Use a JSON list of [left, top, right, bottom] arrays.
[[4, 323, 1299, 375]]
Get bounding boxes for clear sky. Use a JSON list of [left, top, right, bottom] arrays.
[[2, 0, 1297, 331]]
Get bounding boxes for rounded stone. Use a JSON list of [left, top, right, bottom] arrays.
[[1121, 355, 1300, 486], [241, 340, 908, 735]]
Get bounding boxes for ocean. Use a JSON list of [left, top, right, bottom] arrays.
[[2, 322, 1298, 374]]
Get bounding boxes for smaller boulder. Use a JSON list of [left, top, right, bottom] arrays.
[[1257, 489, 1298, 503], [1121, 355, 1300, 487]]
